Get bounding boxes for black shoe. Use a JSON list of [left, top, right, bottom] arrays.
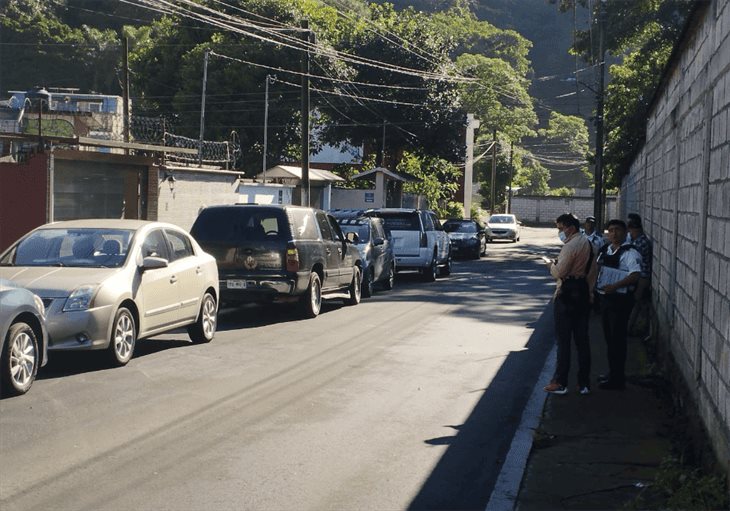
[[597, 374, 610, 384], [598, 380, 625, 390]]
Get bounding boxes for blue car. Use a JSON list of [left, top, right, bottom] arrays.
[[334, 214, 395, 297]]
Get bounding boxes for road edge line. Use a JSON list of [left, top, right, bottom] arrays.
[[485, 343, 556, 511]]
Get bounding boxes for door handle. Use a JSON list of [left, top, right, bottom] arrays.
[[196, 267, 202, 275], [170, 275, 178, 283], [326, 248, 331, 255]]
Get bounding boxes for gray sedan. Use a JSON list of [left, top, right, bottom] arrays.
[[0, 279, 48, 396], [0, 220, 219, 366]]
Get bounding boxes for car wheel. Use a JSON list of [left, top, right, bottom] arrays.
[[345, 267, 362, 306], [1, 322, 38, 396], [108, 307, 136, 366], [422, 254, 437, 282], [382, 263, 395, 291], [362, 267, 374, 298], [299, 272, 322, 318], [187, 292, 217, 344]]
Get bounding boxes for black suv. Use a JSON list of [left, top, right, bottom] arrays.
[[190, 205, 362, 318]]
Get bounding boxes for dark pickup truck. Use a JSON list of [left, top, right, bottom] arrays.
[[190, 204, 362, 318]]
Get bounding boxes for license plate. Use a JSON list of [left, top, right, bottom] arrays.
[[227, 279, 247, 289]]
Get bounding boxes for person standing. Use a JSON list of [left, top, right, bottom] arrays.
[[543, 213, 595, 395], [595, 219, 642, 390], [584, 215, 605, 252], [626, 213, 652, 299]]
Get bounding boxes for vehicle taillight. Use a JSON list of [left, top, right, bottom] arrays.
[[286, 242, 300, 272], [420, 232, 427, 247]]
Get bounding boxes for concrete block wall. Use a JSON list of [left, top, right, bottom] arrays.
[[155, 168, 241, 231], [511, 195, 617, 225], [620, 0, 730, 473]]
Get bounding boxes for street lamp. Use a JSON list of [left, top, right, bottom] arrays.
[[25, 86, 51, 152]]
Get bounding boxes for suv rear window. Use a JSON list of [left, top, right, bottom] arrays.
[[191, 207, 288, 243], [287, 208, 319, 240], [376, 213, 421, 232]]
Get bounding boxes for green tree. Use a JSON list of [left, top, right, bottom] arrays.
[[553, 0, 692, 184], [0, 0, 120, 94], [398, 151, 463, 217]]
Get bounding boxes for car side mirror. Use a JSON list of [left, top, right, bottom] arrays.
[[346, 232, 359, 244], [373, 237, 385, 246], [141, 256, 168, 271]]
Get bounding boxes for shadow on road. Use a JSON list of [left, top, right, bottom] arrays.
[[408, 305, 554, 510]]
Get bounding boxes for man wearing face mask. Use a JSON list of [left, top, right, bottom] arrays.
[[543, 213, 596, 395]]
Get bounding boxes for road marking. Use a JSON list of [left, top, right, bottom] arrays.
[[485, 344, 556, 511]]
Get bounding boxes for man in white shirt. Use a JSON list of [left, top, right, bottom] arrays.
[[584, 215, 605, 252], [595, 219, 642, 390]]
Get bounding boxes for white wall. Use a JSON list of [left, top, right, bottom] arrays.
[[620, 0, 730, 472]]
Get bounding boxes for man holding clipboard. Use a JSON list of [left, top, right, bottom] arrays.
[[595, 219, 643, 390]]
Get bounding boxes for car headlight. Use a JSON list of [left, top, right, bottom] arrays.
[[63, 285, 98, 312]]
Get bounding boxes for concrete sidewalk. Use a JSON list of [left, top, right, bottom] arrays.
[[516, 310, 675, 510]]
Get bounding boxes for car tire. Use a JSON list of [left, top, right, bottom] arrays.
[[299, 272, 322, 318], [362, 267, 374, 298], [108, 307, 136, 366], [382, 263, 395, 291], [440, 253, 452, 276], [422, 253, 437, 282], [1, 322, 39, 397], [187, 292, 217, 344], [345, 267, 362, 306]]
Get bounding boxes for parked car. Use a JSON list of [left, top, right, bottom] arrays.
[[0, 220, 219, 366], [190, 204, 362, 318], [332, 213, 395, 297], [443, 219, 487, 259], [486, 214, 522, 242], [0, 279, 48, 396], [364, 208, 451, 281]]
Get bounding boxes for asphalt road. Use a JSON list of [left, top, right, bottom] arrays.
[[0, 226, 561, 511]]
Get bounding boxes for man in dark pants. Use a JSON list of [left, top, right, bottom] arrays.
[[543, 213, 596, 395], [595, 219, 642, 390]]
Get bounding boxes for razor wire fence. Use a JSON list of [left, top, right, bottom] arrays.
[[131, 115, 240, 168]]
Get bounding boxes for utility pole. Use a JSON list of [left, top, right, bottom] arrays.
[[381, 119, 386, 167], [490, 129, 497, 213], [198, 49, 210, 167], [464, 114, 480, 219], [594, 0, 607, 231], [263, 74, 274, 182], [508, 141, 514, 213], [300, 20, 313, 206], [123, 37, 130, 155]]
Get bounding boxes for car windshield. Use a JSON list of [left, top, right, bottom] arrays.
[[1, 228, 134, 268], [488, 215, 516, 224], [339, 224, 370, 243], [444, 222, 478, 233]]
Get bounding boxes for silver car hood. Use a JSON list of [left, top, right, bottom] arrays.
[[0, 267, 117, 298], [487, 223, 516, 229]]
